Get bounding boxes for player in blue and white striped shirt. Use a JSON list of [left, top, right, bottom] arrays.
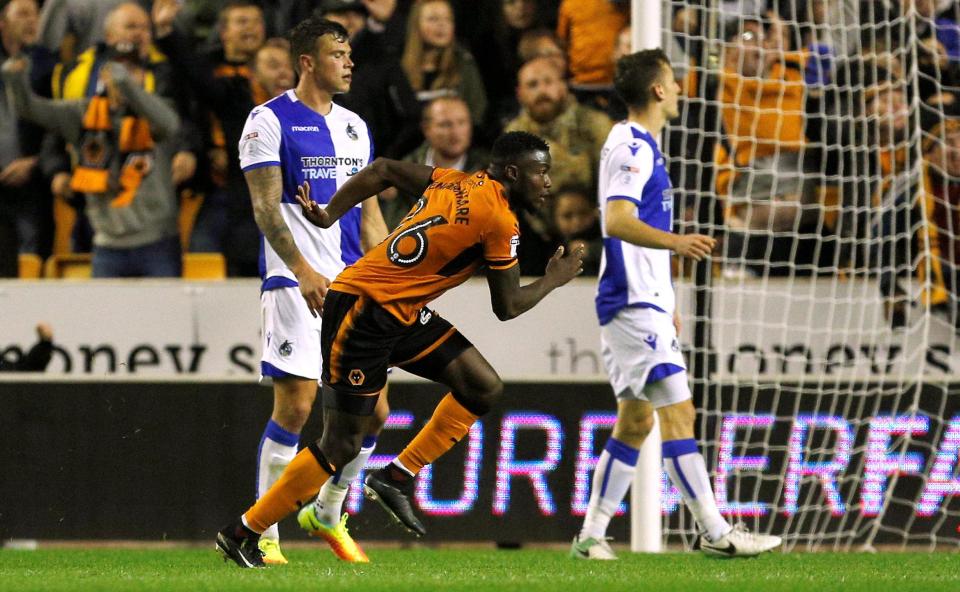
[[571, 49, 781, 560], [234, 17, 388, 565]]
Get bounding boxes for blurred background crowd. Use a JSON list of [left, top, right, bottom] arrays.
[[0, 0, 958, 329]]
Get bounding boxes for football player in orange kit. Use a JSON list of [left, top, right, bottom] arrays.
[[215, 131, 584, 567]]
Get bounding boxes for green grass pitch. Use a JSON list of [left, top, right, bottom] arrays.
[[0, 548, 957, 591]]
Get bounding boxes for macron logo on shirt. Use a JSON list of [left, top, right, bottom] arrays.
[[292, 126, 320, 132]]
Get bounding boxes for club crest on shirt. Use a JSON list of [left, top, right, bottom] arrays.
[[671, 338, 680, 352], [278, 339, 293, 357], [346, 123, 359, 141]]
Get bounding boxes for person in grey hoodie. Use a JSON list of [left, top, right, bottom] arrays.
[[2, 38, 182, 277]]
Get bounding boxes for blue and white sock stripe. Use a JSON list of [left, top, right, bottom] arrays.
[[605, 437, 640, 465], [662, 438, 698, 500], [264, 419, 300, 447], [255, 419, 300, 500], [332, 434, 378, 485], [599, 437, 640, 497]]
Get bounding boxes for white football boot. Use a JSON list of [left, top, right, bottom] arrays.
[[570, 535, 618, 560], [697, 523, 782, 558]]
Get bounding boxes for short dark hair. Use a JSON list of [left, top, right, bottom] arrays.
[[614, 48, 671, 109], [287, 16, 349, 74], [490, 131, 549, 167], [218, 0, 262, 29]]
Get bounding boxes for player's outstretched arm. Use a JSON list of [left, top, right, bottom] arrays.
[[485, 245, 585, 321], [605, 199, 716, 260], [302, 158, 435, 228], [247, 167, 329, 316]]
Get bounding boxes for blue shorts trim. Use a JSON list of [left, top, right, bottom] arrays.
[[646, 363, 685, 385]]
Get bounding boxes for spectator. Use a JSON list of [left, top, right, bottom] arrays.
[[912, 0, 960, 102], [556, 0, 626, 110], [924, 117, 960, 332], [506, 56, 610, 191], [505, 56, 611, 274], [511, 27, 568, 123], [0, 322, 54, 372], [37, 0, 125, 61], [0, 0, 55, 276], [400, 0, 487, 126], [552, 185, 601, 276], [517, 27, 566, 74], [323, 0, 421, 159], [2, 3, 183, 278], [862, 72, 948, 328], [252, 37, 294, 98], [379, 95, 487, 229], [42, 2, 190, 257], [715, 18, 820, 276], [288, 0, 412, 58], [470, 0, 542, 131], [153, 0, 272, 276]]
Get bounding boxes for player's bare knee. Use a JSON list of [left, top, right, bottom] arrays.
[[657, 400, 696, 440], [613, 412, 654, 446], [278, 399, 313, 432], [272, 379, 317, 432]]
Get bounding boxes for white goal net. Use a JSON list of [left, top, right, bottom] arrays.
[[660, 0, 960, 550]]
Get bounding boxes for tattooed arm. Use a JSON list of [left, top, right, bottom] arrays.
[[246, 165, 330, 316]]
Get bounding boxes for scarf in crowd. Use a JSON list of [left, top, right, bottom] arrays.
[[70, 93, 155, 208]]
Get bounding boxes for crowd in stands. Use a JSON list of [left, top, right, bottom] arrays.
[[0, 0, 617, 279], [0, 0, 958, 330]]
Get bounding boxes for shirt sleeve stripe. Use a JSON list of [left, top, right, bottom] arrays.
[[606, 195, 643, 207], [241, 161, 281, 172], [487, 259, 519, 271]]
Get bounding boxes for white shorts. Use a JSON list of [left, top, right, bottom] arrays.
[[600, 306, 690, 408], [260, 287, 323, 380]]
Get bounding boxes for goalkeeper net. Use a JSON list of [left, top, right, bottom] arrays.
[[661, 0, 960, 550]]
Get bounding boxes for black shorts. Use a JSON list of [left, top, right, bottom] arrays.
[[321, 289, 472, 414]]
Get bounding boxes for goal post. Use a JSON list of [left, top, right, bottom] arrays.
[[630, 0, 960, 551], [628, 0, 665, 554]]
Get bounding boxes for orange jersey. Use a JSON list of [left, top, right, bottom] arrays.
[[332, 168, 520, 324]]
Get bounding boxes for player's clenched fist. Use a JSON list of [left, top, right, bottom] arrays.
[[672, 233, 716, 261]]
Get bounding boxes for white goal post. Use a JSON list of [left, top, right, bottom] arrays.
[[630, 0, 960, 551]]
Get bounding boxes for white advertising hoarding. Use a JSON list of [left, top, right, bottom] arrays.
[[1, 278, 955, 379]]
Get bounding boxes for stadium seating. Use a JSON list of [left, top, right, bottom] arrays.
[[43, 253, 93, 279], [17, 253, 42, 279], [182, 252, 227, 280]]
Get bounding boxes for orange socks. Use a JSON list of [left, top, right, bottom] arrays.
[[243, 446, 334, 533], [396, 393, 479, 476]]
